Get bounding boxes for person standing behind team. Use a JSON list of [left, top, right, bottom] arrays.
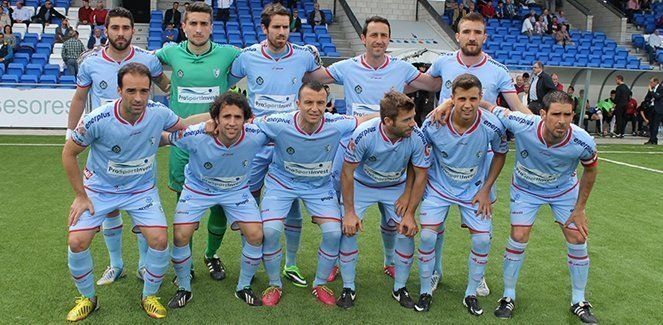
[[156, 1, 241, 284], [65, 7, 170, 288], [229, 3, 322, 288]]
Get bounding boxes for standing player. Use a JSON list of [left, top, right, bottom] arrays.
[[307, 16, 440, 280], [254, 81, 374, 306], [418, 74, 508, 314], [425, 12, 527, 295], [229, 3, 321, 287], [165, 92, 271, 308], [63, 63, 199, 321], [156, 1, 241, 283], [336, 91, 429, 309], [486, 91, 598, 323], [65, 7, 170, 287]]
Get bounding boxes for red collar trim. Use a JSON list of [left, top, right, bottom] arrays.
[[379, 122, 402, 144], [213, 127, 246, 148], [360, 54, 390, 70], [294, 111, 324, 135], [446, 107, 482, 136], [537, 121, 572, 148], [113, 100, 145, 126], [102, 46, 135, 64], [260, 42, 294, 61], [455, 51, 488, 68]]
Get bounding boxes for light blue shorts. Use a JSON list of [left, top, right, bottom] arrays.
[[173, 185, 261, 231]]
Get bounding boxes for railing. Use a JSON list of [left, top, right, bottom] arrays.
[[595, 0, 625, 18], [335, 0, 363, 37], [567, 0, 592, 15], [415, 0, 459, 46]]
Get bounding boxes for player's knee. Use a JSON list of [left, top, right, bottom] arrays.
[[510, 227, 531, 243], [173, 228, 191, 247], [148, 233, 168, 250], [262, 222, 283, 244], [67, 235, 90, 253], [244, 227, 263, 246], [419, 228, 437, 247], [471, 233, 491, 250], [565, 231, 586, 245]]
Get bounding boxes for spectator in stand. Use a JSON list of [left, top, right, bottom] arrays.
[[521, 15, 535, 36], [555, 24, 574, 47], [290, 9, 302, 33], [0, 32, 13, 69], [614, 74, 632, 138], [62, 30, 86, 76], [644, 77, 663, 144], [91, 0, 108, 28], [568, 85, 579, 120], [515, 74, 526, 94], [467, 1, 477, 13], [164, 2, 182, 30], [162, 22, 179, 45], [481, 0, 496, 19], [217, 0, 232, 22], [645, 30, 662, 64], [3, 25, 16, 49], [0, 10, 9, 28], [626, 97, 639, 135], [534, 15, 547, 35], [323, 84, 336, 114], [1, 0, 12, 24], [12, 1, 32, 25], [87, 27, 106, 50], [625, 0, 640, 23], [579, 89, 603, 134], [552, 73, 564, 91], [495, 2, 505, 19], [55, 18, 75, 43], [529, 61, 556, 113], [78, 0, 93, 26], [32, 0, 66, 26], [308, 2, 326, 27], [522, 72, 530, 85], [504, 0, 517, 19]]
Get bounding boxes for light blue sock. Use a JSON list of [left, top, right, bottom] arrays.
[[262, 220, 284, 287], [393, 234, 414, 291], [284, 201, 302, 268], [379, 203, 396, 266], [567, 242, 589, 304], [465, 233, 491, 297], [136, 232, 148, 272], [339, 234, 359, 290], [433, 224, 446, 275], [143, 246, 169, 298], [102, 215, 123, 270], [237, 241, 263, 291], [313, 222, 341, 287], [171, 244, 192, 291], [68, 247, 95, 298], [418, 229, 437, 295], [503, 237, 528, 300]]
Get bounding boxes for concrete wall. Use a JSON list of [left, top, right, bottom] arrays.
[[346, 0, 417, 22]]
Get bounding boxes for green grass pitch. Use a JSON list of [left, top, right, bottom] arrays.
[[0, 136, 661, 324]]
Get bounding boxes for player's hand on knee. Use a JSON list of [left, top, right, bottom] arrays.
[[399, 214, 418, 238], [69, 195, 95, 226], [565, 208, 589, 239], [342, 211, 362, 236], [428, 99, 453, 124], [472, 188, 492, 219], [394, 195, 409, 217]]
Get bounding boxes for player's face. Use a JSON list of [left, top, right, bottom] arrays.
[[385, 109, 416, 138], [297, 88, 327, 125], [263, 14, 290, 51], [540, 102, 574, 139], [106, 17, 134, 51], [452, 86, 481, 122], [183, 12, 212, 46], [118, 73, 151, 117], [457, 20, 486, 56], [216, 104, 245, 141], [361, 22, 390, 58]]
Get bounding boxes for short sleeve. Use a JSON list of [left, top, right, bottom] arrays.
[[306, 48, 321, 73], [76, 59, 92, 88], [497, 69, 516, 94], [160, 105, 181, 131], [492, 106, 537, 134], [410, 129, 431, 169], [344, 128, 367, 164], [404, 62, 422, 84], [490, 124, 509, 154], [71, 114, 97, 147], [578, 134, 598, 167], [426, 58, 442, 78], [168, 128, 192, 152], [230, 51, 246, 79], [155, 47, 169, 66], [253, 114, 284, 139], [326, 61, 344, 84], [148, 54, 164, 78], [328, 114, 358, 137]]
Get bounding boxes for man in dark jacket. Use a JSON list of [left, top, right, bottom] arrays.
[[528, 61, 556, 114], [32, 0, 65, 26], [644, 77, 663, 144], [163, 2, 181, 30], [308, 2, 326, 26], [613, 75, 632, 138]]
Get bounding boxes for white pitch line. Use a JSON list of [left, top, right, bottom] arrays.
[[599, 157, 663, 174], [600, 151, 663, 154], [0, 143, 63, 147]]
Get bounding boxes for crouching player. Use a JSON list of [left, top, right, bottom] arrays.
[[63, 63, 194, 321], [337, 90, 429, 309], [486, 91, 599, 323], [418, 74, 508, 313], [165, 92, 271, 308]]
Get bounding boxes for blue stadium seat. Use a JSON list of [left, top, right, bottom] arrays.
[[13, 53, 30, 65], [44, 64, 60, 76], [25, 63, 43, 76], [31, 54, 49, 66], [41, 34, 56, 44], [289, 34, 302, 42], [632, 34, 645, 49], [20, 74, 38, 84], [60, 75, 76, 84], [574, 58, 589, 67], [1, 74, 19, 83], [7, 63, 25, 76], [626, 62, 640, 70], [148, 40, 162, 51]]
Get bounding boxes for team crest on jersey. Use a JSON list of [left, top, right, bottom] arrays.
[[213, 68, 220, 78], [354, 85, 363, 94], [324, 144, 332, 152], [286, 147, 295, 154], [441, 151, 448, 158], [149, 137, 156, 145], [256, 76, 264, 85], [242, 160, 249, 167], [204, 162, 213, 169], [177, 69, 184, 78], [424, 145, 431, 157], [520, 150, 528, 158], [348, 138, 356, 152], [476, 151, 483, 158], [112, 145, 121, 153], [100, 80, 108, 89], [292, 77, 297, 84], [444, 80, 452, 89], [368, 156, 377, 162]]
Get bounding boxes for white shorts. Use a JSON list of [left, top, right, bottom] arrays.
[[174, 185, 261, 231], [260, 174, 340, 223], [351, 180, 406, 226], [418, 186, 492, 233], [509, 183, 580, 229]]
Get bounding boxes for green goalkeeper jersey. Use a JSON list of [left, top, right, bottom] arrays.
[[156, 41, 241, 118]]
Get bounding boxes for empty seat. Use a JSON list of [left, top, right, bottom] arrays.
[[27, 24, 43, 38]]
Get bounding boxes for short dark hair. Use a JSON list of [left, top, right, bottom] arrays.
[[261, 3, 290, 28], [105, 7, 134, 28], [362, 16, 391, 36], [610, 90, 616, 95], [457, 12, 485, 31], [522, 72, 530, 79], [298, 80, 326, 98], [210, 92, 252, 121], [117, 63, 152, 89], [534, 61, 544, 70], [652, 77, 660, 83], [380, 90, 415, 122], [616, 75, 624, 81], [184, 1, 213, 23], [173, 1, 179, 4], [541, 90, 574, 112], [568, 85, 575, 91], [451, 73, 482, 95]]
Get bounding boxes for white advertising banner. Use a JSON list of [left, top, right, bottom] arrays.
[[0, 87, 75, 128]]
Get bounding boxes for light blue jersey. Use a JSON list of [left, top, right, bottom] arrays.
[[325, 55, 421, 116], [168, 123, 270, 195], [345, 118, 430, 187], [71, 100, 180, 194], [77, 46, 164, 109], [422, 108, 508, 206], [253, 111, 358, 190], [427, 51, 516, 105], [493, 107, 598, 197], [230, 42, 320, 117]]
